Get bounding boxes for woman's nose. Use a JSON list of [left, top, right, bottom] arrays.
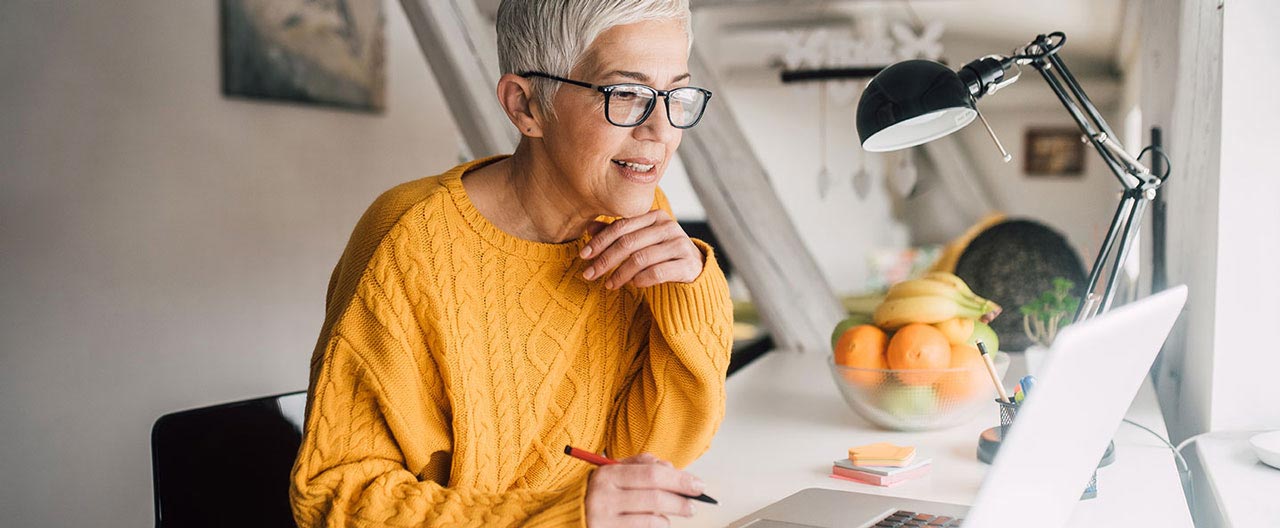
[[633, 99, 681, 144]]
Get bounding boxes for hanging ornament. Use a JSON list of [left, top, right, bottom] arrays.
[[817, 81, 832, 199], [889, 149, 919, 198], [853, 152, 872, 200]]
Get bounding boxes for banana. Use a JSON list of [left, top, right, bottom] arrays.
[[922, 271, 978, 297], [873, 295, 987, 330], [885, 278, 1001, 315], [919, 272, 1003, 320], [885, 279, 983, 307]]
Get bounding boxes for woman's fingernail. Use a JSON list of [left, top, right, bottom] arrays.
[[692, 478, 706, 493], [580, 246, 593, 258], [604, 279, 614, 290], [689, 503, 698, 515], [583, 268, 595, 280]]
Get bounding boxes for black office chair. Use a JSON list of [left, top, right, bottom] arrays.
[[151, 391, 307, 528]]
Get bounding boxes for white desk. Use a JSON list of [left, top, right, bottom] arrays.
[[674, 349, 1191, 527], [1193, 431, 1280, 525]]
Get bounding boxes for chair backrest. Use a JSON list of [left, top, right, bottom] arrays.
[[151, 391, 307, 528]]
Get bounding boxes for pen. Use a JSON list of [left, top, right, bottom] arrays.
[[976, 341, 1011, 404], [562, 445, 718, 505]]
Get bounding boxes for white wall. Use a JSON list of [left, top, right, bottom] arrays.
[[1129, 1, 1280, 523], [1137, 0, 1221, 445], [0, 2, 462, 526], [1136, 0, 1280, 438], [1210, 0, 1280, 432], [716, 70, 910, 294]]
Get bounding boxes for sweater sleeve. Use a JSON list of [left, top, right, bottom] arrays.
[[604, 219, 735, 467], [289, 270, 590, 528]]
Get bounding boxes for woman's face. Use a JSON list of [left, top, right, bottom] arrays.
[[539, 19, 690, 218]]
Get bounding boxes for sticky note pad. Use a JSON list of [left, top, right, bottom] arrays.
[[835, 457, 932, 476], [831, 461, 932, 487], [848, 442, 916, 466]]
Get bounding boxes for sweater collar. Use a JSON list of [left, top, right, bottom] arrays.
[[442, 155, 593, 263]]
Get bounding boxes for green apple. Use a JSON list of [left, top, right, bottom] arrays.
[[967, 320, 1000, 353], [831, 314, 874, 350], [880, 385, 938, 417]]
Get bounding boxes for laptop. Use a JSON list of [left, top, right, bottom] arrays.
[[727, 285, 1188, 528]]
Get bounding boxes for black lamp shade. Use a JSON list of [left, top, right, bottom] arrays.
[[856, 59, 978, 152]]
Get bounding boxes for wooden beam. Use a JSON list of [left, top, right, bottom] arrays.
[[919, 136, 998, 221], [399, 0, 845, 354], [683, 48, 846, 354], [399, 0, 518, 157]]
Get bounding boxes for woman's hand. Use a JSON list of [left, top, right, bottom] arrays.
[[580, 210, 703, 290], [584, 453, 705, 528]]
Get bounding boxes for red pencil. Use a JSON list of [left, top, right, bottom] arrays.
[[562, 445, 718, 505]]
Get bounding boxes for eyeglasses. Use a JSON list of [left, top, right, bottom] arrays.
[[520, 71, 713, 129]]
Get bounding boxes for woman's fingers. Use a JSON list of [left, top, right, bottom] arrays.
[[616, 489, 695, 517], [583, 222, 671, 283], [619, 513, 672, 528], [605, 238, 689, 289], [607, 461, 706, 497], [580, 210, 663, 262], [578, 210, 704, 289], [628, 259, 700, 289], [585, 458, 704, 527]]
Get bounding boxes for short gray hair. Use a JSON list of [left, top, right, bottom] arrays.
[[496, 0, 692, 117]]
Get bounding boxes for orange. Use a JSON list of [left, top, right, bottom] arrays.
[[933, 317, 975, 345], [935, 343, 989, 400], [887, 323, 952, 385], [834, 324, 889, 387]]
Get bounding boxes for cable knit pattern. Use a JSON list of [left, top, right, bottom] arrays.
[[289, 156, 734, 528]]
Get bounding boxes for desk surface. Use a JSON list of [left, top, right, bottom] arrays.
[[1195, 431, 1280, 524], [674, 349, 1191, 527]]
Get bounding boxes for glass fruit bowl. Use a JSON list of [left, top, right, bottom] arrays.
[[827, 352, 1010, 431]]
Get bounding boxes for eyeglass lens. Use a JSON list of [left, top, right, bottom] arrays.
[[607, 85, 708, 128]]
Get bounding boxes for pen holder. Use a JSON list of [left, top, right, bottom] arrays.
[[980, 398, 1099, 500], [996, 398, 1019, 438]]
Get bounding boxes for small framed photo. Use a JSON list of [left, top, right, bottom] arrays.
[[1024, 128, 1085, 176]]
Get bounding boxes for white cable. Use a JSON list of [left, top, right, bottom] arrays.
[[1121, 418, 1195, 509], [1175, 432, 1212, 455], [1122, 418, 1189, 475]]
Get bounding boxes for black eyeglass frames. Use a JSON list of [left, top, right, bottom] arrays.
[[519, 71, 713, 129]]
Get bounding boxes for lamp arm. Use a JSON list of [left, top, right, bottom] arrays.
[[1028, 57, 1144, 189], [1100, 195, 1149, 313], [1076, 192, 1136, 321], [1004, 33, 1168, 319], [1032, 64, 1151, 318], [1043, 48, 1121, 148]]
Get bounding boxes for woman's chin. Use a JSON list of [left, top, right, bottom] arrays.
[[607, 195, 660, 218]]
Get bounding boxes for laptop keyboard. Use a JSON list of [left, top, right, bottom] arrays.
[[874, 510, 964, 527]]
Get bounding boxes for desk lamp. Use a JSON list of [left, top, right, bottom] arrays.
[[856, 32, 1171, 322]]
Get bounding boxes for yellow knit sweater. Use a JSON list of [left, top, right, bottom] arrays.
[[289, 156, 734, 527]]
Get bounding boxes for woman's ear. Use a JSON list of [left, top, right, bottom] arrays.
[[496, 73, 545, 138]]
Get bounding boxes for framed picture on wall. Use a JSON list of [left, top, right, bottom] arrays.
[[220, 0, 386, 112], [1023, 128, 1085, 176]]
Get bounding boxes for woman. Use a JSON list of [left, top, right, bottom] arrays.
[[288, 1, 733, 526]]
